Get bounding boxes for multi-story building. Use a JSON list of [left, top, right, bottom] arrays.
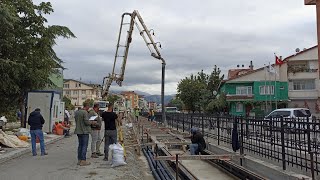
[[284, 46, 320, 116], [138, 95, 148, 111], [121, 91, 139, 110], [221, 63, 289, 116], [63, 79, 102, 107]]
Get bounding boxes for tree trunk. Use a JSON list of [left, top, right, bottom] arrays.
[[19, 93, 26, 128]]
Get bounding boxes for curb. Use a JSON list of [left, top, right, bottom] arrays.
[[0, 135, 65, 164]]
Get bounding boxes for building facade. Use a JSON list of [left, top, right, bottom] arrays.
[[121, 91, 139, 110], [221, 63, 289, 116], [63, 79, 102, 107], [284, 46, 320, 116]]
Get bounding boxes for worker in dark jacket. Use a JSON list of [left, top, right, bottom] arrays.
[[28, 108, 47, 156], [190, 128, 206, 155]]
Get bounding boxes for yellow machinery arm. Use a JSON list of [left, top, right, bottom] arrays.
[[102, 10, 165, 97]]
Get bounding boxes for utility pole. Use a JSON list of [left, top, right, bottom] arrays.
[[305, 0, 320, 77]]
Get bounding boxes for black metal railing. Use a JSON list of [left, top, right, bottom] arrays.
[[153, 112, 320, 178]]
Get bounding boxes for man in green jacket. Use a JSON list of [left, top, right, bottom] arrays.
[[74, 102, 96, 166]]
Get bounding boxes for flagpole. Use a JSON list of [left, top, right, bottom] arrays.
[[275, 67, 277, 109], [269, 62, 272, 112], [264, 64, 267, 113]]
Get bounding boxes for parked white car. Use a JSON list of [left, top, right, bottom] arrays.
[[265, 108, 312, 120], [264, 108, 314, 131]]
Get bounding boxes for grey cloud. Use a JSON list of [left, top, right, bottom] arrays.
[[35, 0, 316, 95]]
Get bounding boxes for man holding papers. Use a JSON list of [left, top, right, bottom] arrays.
[[88, 103, 103, 158]]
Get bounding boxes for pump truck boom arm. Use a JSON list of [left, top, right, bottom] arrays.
[[102, 10, 165, 97]]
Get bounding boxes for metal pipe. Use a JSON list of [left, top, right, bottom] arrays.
[[161, 62, 167, 126], [147, 150, 167, 180]]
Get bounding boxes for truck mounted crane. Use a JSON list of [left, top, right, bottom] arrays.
[[102, 10, 166, 124]]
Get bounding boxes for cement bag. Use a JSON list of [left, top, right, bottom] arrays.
[[111, 143, 126, 167], [0, 130, 29, 148]]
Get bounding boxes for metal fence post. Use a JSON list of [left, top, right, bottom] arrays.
[[307, 116, 311, 153], [191, 113, 194, 130], [217, 115, 220, 145], [280, 116, 286, 170], [182, 113, 185, 132], [176, 113, 179, 131], [176, 154, 179, 180], [202, 113, 205, 135], [240, 116, 244, 166]]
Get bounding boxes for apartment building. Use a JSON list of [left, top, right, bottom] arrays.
[[121, 91, 139, 110], [284, 46, 320, 115], [63, 79, 102, 107]]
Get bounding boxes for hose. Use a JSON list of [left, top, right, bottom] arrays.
[[143, 148, 162, 180], [149, 150, 174, 180]]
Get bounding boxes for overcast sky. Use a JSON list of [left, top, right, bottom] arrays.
[[37, 0, 316, 95]]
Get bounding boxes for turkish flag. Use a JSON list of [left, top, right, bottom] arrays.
[[275, 55, 283, 66]]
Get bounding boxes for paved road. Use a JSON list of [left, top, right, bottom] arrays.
[[0, 135, 151, 180]]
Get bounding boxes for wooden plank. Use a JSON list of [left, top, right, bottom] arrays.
[[305, 0, 316, 5], [154, 154, 245, 161]]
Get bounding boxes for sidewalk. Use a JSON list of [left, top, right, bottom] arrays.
[[0, 133, 65, 164]]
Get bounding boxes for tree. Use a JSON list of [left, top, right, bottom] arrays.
[[63, 96, 75, 110], [177, 65, 225, 113], [107, 94, 120, 105], [0, 1, 76, 126], [83, 99, 94, 107], [177, 74, 206, 112]]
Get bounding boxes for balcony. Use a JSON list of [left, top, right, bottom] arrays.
[[226, 94, 254, 101], [288, 66, 318, 79], [289, 90, 319, 100]]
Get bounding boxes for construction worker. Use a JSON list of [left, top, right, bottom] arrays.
[[134, 107, 139, 122], [89, 103, 103, 158], [101, 103, 118, 161], [189, 128, 206, 155], [74, 102, 97, 166]]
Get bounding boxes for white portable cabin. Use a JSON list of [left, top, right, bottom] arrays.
[[26, 91, 64, 133]]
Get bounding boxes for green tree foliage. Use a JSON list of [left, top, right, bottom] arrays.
[[177, 74, 206, 112], [0, 1, 75, 126], [177, 65, 225, 113], [107, 94, 120, 105], [83, 99, 94, 107], [63, 96, 75, 110], [167, 97, 184, 111]]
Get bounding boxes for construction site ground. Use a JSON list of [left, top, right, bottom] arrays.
[[0, 117, 154, 180]]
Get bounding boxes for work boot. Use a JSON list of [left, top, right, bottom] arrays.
[[41, 152, 48, 156], [79, 160, 91, 166], [96, 152, 104, 156], [103, 157, 108, 161], [91, 153, 98, 158]]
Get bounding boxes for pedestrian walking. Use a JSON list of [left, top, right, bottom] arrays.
[[101, 103, 118, 161], [27, 108, 48, 156], [89, 103, 103, 158], [74, 102, 97, 166]]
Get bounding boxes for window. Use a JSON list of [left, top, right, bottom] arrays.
[[63, 84, 69, 88], [289, 79, 315, 90], [236, 103, 243, 112], [73, 91, 78, 95], [236, 86, 252, 95], [82, 90, 86, 94], [259, 85, 274, 95]]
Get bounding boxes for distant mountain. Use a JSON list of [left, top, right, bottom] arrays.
[[134, 90, 151, 96], [145, 95, 175, 105]]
